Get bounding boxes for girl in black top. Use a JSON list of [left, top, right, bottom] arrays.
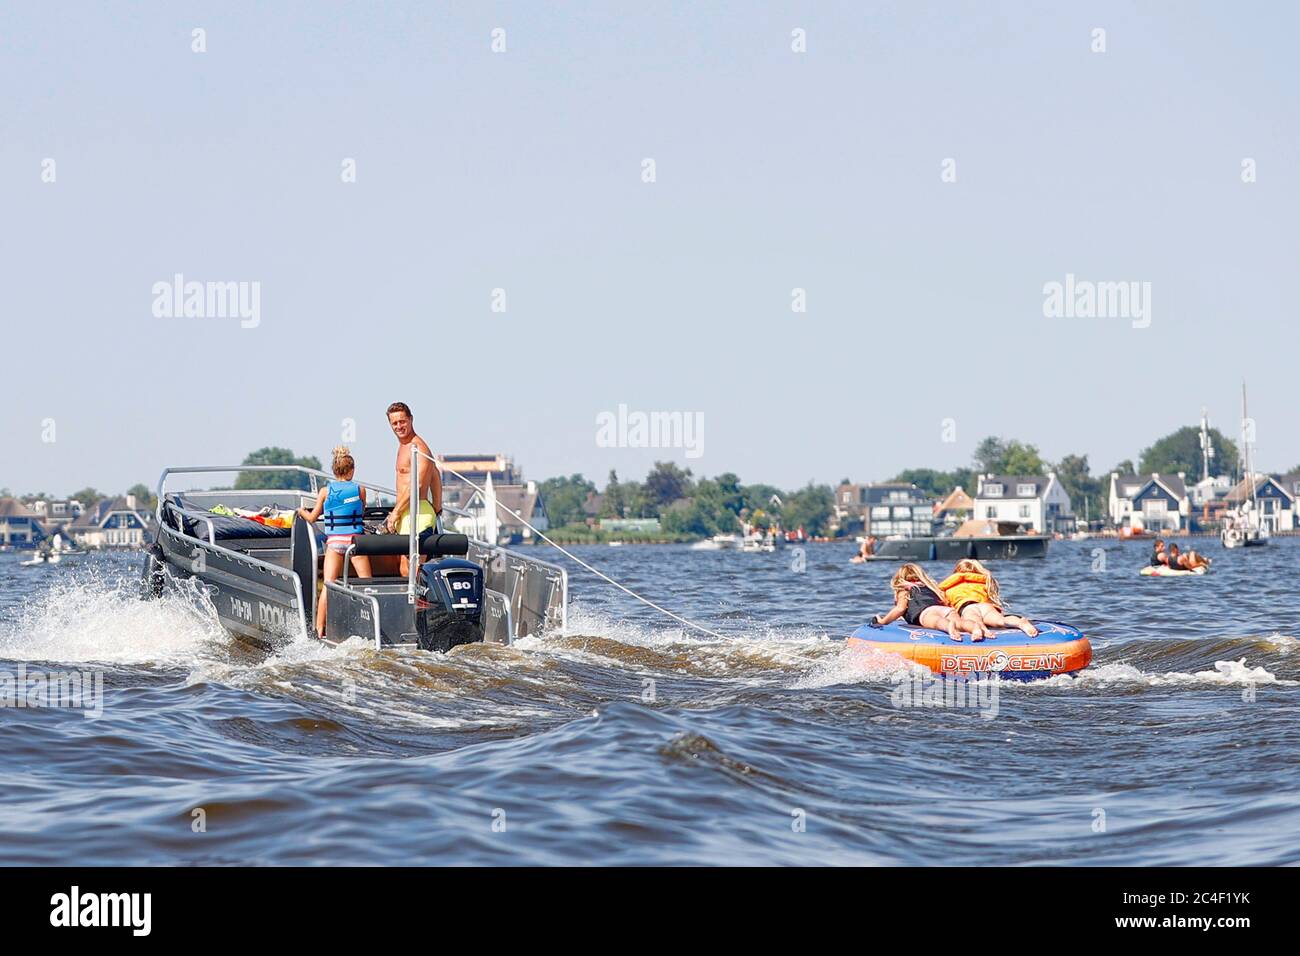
[[872, 563, 984, 643]]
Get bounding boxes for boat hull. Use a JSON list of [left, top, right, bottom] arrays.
[[151, 523, 307, 648], [148, 500, 566, 650], [867, 535, 1050, 561]]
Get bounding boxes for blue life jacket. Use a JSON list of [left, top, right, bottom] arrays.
[[322, 480, 364, 535]]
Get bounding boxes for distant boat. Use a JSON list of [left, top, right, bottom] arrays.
[[865, 520, 1050, 561], [1221, 382, 1269, 549]]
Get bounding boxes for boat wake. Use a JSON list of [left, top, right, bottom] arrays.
[[1, 568, 1294, 731]]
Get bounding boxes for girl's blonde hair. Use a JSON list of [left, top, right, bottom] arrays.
[[953, 558, 1002, 607], [890, 562, 944, 597], [331, 445, 355, 478]]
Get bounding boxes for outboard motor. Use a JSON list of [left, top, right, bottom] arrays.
[[415, 557, 484, 652]]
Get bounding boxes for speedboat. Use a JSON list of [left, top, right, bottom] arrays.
[[865, 520, 1050, 561], [141, 464, 567, 651], [739, 534, 776, 553]]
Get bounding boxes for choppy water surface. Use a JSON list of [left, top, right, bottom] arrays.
[[1, 539, 1297, 865]]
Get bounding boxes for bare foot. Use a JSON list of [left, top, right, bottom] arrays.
[[1017, 618, 1039, 638], [947, 624, 963, 643]]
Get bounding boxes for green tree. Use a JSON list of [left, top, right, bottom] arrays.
[[1003, 441, 1046, 475], [972, 437, 1007, 473], [1139, 426, 1238, 479], [1051, 453, 1103, 524], [891, 469, 948, 496], [622, 480, 652, 518], [972, 437, 1045, 476], [235, 447, 323, 491], [69, 487, 104, 508], [659, 498, 707, 536], [739, 482, 783, 516], [661, 478, 742, 536], [538, 474, 597, 527], [125, 483, 157, 510], [891, 468, 974, 496], [780, 483, 835, 536], [643, 461, 694, 512], [601, 470, 625, 519]]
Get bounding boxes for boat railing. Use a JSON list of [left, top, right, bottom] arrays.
[[155, 465, 474, 521]]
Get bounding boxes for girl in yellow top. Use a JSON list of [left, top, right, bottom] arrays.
[[874, 563, 984, 643], [938, 558, 1039, 639]]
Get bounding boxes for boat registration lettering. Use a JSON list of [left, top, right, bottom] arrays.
[[229, 597, 253, 623]]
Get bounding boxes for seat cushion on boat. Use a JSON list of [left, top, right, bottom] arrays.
[[168, 497, 292, 541], [350, 533, 470, 557]]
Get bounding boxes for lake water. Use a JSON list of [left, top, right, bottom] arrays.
[[1, 538, 1296, 865]]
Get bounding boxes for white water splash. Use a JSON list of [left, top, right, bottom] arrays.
[[0, 568, 225, 666], [791, 642, 922, 689], [1043, 658, 1295, 688]]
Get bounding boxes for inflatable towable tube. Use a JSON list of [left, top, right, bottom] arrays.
[[846, 619, 1091, 681], [1139, 565, 1207, 576]]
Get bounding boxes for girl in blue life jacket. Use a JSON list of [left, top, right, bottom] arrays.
[[297, 446, 372, 637]]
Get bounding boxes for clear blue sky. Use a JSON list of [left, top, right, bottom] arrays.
[[4, 1, 1298, 496]]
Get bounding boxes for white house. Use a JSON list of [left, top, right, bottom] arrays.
[[834, 482, 936, 538], [1223, 474, 1297, 533], [973, 474, 1073, 534], [0, 498, 44, 548], [442, 480, 549, 545], [1108, 472, 1190, 532], [1188, 475, 1231, 509], [29, 498, 85, 525], [68, 495, 155, 549]]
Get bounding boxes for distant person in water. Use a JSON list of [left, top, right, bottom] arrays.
[[297, 446, 372, 637], [873, 563, 984, 643], [1150, 538, 1169, 567], [938, 558, 1039, 639], [851, 535, 878, 564], [1168, 542, 1211, 571]]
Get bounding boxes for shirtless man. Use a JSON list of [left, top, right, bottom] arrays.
[[850, 535, 878, 564], [1168, 542, 1211, 571], [383, 401, 442, 575]]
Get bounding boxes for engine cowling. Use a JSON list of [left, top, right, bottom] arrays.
[[415, 558, 484, 652]]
